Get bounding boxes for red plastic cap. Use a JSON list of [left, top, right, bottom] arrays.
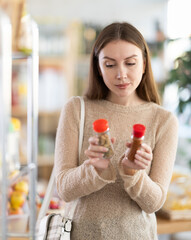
[[93, 119, 109, 133], [133, 124, 146, 138]]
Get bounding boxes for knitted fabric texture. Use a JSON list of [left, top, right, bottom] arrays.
[[55, 96, 178, 240]]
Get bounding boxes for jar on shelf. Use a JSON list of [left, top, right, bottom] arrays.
[[128, 124, 146, 162], [93, 119, 114, 159]]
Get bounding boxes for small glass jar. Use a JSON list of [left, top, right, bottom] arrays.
[[93, 119, 114, 159], [128, 124, 146, 162]]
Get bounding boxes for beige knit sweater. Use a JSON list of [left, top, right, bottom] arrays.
[[55, 96, 178, 240]]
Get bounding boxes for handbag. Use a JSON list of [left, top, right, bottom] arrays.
[[36, 96, 85, 240]]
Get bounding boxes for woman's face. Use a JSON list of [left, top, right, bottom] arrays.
[[98, 40, 145, 105]]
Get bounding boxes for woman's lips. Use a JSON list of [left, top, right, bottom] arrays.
[[116, 83, 130, 89]]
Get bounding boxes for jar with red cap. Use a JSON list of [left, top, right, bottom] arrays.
[[93, 119, 114, 159], [127, 124, 146, 162]]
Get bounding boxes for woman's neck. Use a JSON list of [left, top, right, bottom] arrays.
[[107, 93, 146, 106]]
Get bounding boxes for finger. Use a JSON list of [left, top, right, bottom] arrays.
[[141, 143, 152, 154], [121, 155, 136, 168], [85, 148, 100, 157], [122, 154, 149, 170], [136, 150, 152, 161], [134, 159, 149, 169], [84, 149, 104, 158], [134, 155, 150, 167], [88, 144, 108, 153], [88, 136, 99, 145], [126, 141, 132, 148]]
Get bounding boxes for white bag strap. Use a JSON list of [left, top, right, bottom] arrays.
[[78, 96, 85, 159], [37, 96, 85, 222]]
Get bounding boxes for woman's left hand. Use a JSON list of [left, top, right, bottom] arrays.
[[122, 142, 153, 171]]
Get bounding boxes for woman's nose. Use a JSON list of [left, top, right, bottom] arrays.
[[116, 67, 127, 80]]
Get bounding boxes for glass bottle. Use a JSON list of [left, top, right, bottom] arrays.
[[128, 124, 146, 162], [93, 119, 114, 159], [17, 3, 33, 55]]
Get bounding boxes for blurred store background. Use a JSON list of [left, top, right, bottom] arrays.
[[1, 0, 191, 239], [27, 0, 191, 179]]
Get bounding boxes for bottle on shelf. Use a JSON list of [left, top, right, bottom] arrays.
[[17, 2, 33, 55]]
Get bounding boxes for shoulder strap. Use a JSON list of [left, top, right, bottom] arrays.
[[78, 96, 85, 160], [37, 97, 85, 222]]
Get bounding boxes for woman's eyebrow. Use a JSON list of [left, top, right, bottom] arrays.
[[125, 54, 138, 60], [102, 54, 138, 61], [102, 56, 115, 61]]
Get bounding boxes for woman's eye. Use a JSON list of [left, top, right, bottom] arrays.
[[106, 64, 114, 68], [126, 62, 136, 66]]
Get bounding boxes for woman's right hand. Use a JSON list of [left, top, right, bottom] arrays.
[[121, 141, 152, 175], [84, 136, 110, 172]]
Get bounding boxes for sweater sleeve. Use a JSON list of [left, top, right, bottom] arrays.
[[118, 112, 178, 213], [54, 97, 116, 202]]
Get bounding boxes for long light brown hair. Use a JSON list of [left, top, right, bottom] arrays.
[[85, 22, 160, 105]]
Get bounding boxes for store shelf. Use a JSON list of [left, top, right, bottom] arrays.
[[0, 9, 39, 238], [20, 155, 54, 166], [12, 106, 60, 118], [39, 110, 60, 118], [12, 52, 32, 60], [38, 155, 54, 166], [39, 57, 67, 69], [12, 106, 26, 118], [157, 215, 191, 234], [39, 111, 60, 135]]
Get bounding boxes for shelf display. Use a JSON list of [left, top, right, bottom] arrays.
[[2, 171, 29, 234], [35, 22, 81, 177], [158, 165, 191, 220], [7, 118, 21, 172], [0, 7, 12, 239], [0, 5, 39, 239], [0, 0, 25, 52]]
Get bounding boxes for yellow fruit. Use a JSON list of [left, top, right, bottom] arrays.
[[14, 180, 29, 195], [10, 191, 26, 209]]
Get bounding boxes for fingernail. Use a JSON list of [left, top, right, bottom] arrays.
[[103, 147, 108, 152]]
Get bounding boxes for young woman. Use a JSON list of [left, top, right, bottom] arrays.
[[54, 22, 178, 240]]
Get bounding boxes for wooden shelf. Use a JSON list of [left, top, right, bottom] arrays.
[[12, 106, 60, 118], [39, 57, 67, 69], [38, 155, 54, 166], [12, 106, 27, 118], [20, 155, 54, 166], [157, 215, 191, 234], [39, 110, 60, 118]]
